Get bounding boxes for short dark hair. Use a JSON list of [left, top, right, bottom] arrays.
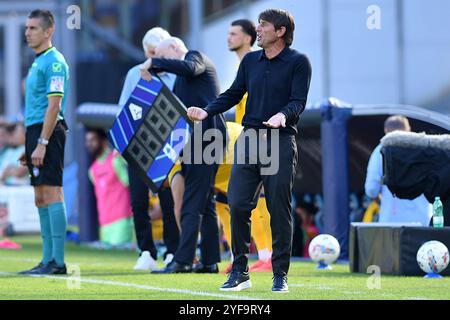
[[86, 128, 108, 140], [258, 9, 295, 46], [28, 9, 55, 30], [231, 19, 257, 46]]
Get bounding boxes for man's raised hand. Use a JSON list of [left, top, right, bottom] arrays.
[[187, 107, 208, 122]]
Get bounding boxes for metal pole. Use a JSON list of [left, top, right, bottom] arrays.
[[321, 0, 330, 98], [396, 0, 405, 104], [59, 0, 78, 165], [188, 0, 203, 50], [4, 11, 21, 118]]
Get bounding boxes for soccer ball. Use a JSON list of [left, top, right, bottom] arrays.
[[416, 241, 449, 275], [308, 234, 341, 265]]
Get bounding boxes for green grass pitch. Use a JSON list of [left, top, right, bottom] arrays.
[[0, 236, 449, 300]]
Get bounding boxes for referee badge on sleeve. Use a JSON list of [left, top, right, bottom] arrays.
[[50, 76, 65, 93]]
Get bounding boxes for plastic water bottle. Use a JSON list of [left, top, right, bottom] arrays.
[[432, 197, 444, 228]]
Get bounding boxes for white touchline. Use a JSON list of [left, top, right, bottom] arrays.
[[0, 271, 259, 300], [290, 284, 333, 290], [1, 257, 109, 266], [290, 283, 402, 297]]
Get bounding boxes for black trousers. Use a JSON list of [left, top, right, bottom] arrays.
[[228, 129, 297, 276], [174, 162, 221, 265], [158, 186, 180, 258], [128, 166, 179, 259]]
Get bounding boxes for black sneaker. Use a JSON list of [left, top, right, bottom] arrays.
[[39, 260, 67, 275], [219, 269, 251, 291], [18, 262, 47, 275], [272, 274, 289, 293], [151, 261, 192, 274], [193, 262, 219, 274]]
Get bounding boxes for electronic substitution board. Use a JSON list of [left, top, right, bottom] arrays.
[[109, 76, 193, 192]]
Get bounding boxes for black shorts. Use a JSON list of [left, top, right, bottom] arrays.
[[25, 121, 67, 186]]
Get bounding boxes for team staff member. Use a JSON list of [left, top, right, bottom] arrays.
[[141, 37, 227, 274], [19, 9, 70, 275], [118, 27, 179, 271], [188, 9, 312, 292]]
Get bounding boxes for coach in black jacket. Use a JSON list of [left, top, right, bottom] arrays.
[[140, 37, 227, 273]]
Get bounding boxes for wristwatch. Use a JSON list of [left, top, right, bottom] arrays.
[[37, 137, 49, 146]]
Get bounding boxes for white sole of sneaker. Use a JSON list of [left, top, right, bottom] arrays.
[[219, 280, 252, 292], [133, 265, 158, 271], [133, 262, 158, 271], [133, 261, 158, 271]]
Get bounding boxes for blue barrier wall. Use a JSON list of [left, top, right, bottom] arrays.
[[320, 98, 352, 259]]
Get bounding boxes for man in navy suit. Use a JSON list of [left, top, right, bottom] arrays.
[[140, 37, 227, 273]]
